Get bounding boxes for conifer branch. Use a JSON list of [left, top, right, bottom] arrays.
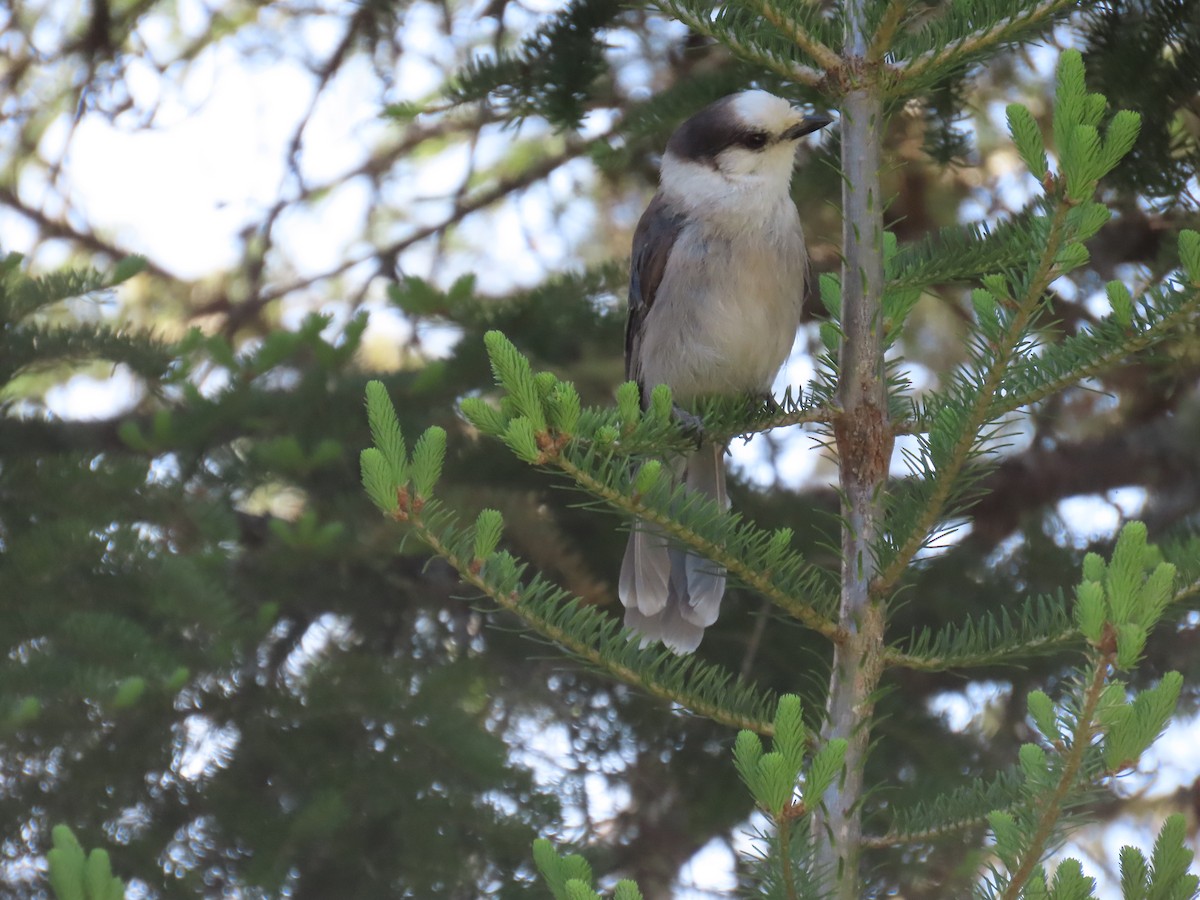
[[863, 769, 1023, 848], [887, 576, 1200, 672], [663, 3, 825, 86], [553, 453, 845, 641], [867, 0, 908, 64], [0, 185, 175, 283], [998, 652, 1111, 898], [888, 210, 1043, 292], [778, 814, 798, 900], [403, 502, 778, 735], [864, 812, 990, 849], [755, 0, 842, 74], [897, 0, 1082, 89], [747, 402, 840, 436], [591, 396, 836, 458], [985, 282, 1200, 419], [897, 278, 1200, 436], [875, 201, 1072, 596], [884, 592, 1074, 671]]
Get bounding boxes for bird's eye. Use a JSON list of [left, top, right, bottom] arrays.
[[740, 131, 769, 150]]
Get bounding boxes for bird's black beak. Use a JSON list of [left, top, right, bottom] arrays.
[[784, 113, 834, 140]]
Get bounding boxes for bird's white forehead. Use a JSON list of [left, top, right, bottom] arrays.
[[728, 90, 798, 128]]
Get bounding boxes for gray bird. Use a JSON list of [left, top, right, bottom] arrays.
[[619, 90, 831, 652]]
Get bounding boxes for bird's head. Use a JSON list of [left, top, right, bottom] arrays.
[[659, 90, 832, 202]]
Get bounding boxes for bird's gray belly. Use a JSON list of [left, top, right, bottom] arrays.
[[639, 228, 804, 401]]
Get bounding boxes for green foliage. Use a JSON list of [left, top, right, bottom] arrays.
[[889, 210, 1045, 290], [1052, 51, 1143, 202], [486, 329, 550, 432], [350, 41, 1200, 898], [734, 696, 799, 817], [10, 0, 1200, 895], [1027, 690, 1060, 741], [818, 272, 842, 320], [365, 380, 409, 488], [457, 336, 842, 631], [410, 426, 447, 499], [473, 508, 504, 561], [533, 838, 644, 900], [1074, 522, 1177, 669], [47, 826, 125, 900], [886, 767, 1026, 844], [1007, 103, 1049, 180], [890, 0, 1082, 95], [657, 0, 839, 84], [446, 0, 623, 128], [1, 248, 566, 897], [1098, 673, 1182, 773], [1083, 2, 1200, 203], [1119, 815, 1200, 900], [966, 529, 1188, 898], [1180, 230, 1200, 285], [882, 52, 1200, 589], [387, 273, 477, 317], [0, 253, 172, 386], [986, 812, 1200, 900], [616, 379, 641, 429]]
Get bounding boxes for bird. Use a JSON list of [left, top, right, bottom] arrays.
[[618, 90, 831, 653]]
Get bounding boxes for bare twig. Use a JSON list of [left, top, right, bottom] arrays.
[[250, 137, 596, 308], [0, 185, 176, 281]]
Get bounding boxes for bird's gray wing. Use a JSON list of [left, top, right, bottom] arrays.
[[625, 193, 686, 389]]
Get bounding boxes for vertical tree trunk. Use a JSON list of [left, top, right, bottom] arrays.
[[812, 2, 892, 894]]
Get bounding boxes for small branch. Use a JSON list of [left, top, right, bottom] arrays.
[[874, 200, 1073, 595], [778, 815, 798, 900], [0, 186, 176, 281], [863, 814, 991, 849], [756, 0, 843, 73], [611, 401, 838, 458], [729, 402, 841, 441], [667, 5, 825, 87], [284, 9, 366, 180], [252, 138, 594, 306], [740, 597, 773, 682], [554, 454, 846, 642], [883, 629, 1076, 671], [984, 296, 1200, 419], [406, 505, 777, 735], [999, 650, 1111, 898], [229, 7, 371, 332], [898, 0, 1081, 88], [866, 0, 909, 64], [885, 571, 1200, 669]]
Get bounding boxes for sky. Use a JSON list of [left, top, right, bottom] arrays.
[[4, 1, 1199, 896]]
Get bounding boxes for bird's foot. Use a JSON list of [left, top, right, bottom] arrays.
[[753, 392, 783, 416], [671, 404, 706, 448]]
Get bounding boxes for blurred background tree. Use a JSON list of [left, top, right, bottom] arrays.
[[1, 0, 1199, 897]]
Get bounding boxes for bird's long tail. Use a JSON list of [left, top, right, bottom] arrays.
[[618, 444, 728, 652]]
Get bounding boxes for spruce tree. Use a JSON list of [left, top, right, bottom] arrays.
[[359, 3, 1200, 897], [4, 0, 1200, 898]]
